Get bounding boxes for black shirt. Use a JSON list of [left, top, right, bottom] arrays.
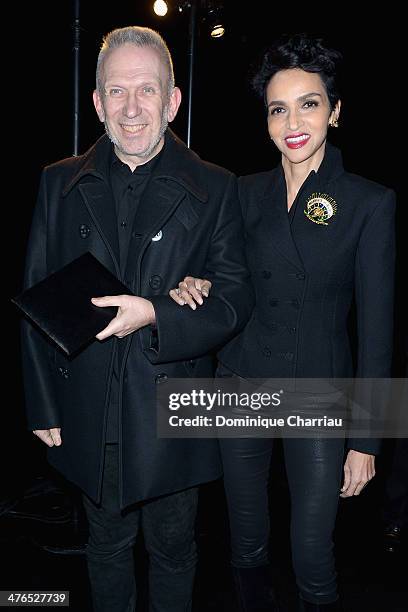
[[110, 148, 161, 274], [106, 145, 163, 442]]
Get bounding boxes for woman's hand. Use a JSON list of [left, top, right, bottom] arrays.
[[169, 276, 212, 310], [340, 449, 375, 497]]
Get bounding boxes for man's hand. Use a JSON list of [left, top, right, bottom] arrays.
[[33, 428, 62, 447], [92, 295, 156, 341], [340, 449, 375, 497]]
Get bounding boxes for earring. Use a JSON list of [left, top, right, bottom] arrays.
[[329, 118, 339, 128]]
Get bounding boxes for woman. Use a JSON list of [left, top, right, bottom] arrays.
[[170, 34, 395, 611]]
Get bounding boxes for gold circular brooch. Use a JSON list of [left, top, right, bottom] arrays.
[[304, 193, 337, 226]]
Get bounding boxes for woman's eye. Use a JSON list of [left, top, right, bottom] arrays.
[[270, 107, 284, 116], [303, 100, 318, 108]]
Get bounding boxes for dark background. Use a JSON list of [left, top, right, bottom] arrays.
[[1, 3, 406, 609], [6, 0, 406, 510]]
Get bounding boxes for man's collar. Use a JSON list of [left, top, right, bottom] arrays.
[[62, 129, 208, 203]]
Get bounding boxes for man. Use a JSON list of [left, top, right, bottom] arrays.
[[21, 26, 253, 612]]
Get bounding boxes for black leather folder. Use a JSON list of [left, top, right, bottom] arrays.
[[12, 252, 133, 356]]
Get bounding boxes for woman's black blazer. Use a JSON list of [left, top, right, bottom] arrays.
[[219, 144, 396, 454]]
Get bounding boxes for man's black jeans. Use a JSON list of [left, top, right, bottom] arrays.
[[82, 444, 199, 612]]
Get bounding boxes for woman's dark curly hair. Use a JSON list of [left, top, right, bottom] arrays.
[[252, 33, 343, 110]]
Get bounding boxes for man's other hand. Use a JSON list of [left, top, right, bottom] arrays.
[[33, 428, 62, 447]]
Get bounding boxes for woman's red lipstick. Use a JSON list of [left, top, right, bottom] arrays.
[[285, 133, 310, 149]]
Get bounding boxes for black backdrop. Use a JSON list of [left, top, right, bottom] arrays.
[[6, 1, 406, 491]]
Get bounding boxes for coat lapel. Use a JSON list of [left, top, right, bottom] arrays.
[[128, 130, 208, 254], [78, 180, 120, 274], [129, 177, 186, 243], [62, 136, 120, 274]]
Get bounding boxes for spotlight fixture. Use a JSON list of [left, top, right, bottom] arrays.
[[153, 0, 168, 16], [151, 1, 226, 146], [177, 1, 189, 12], [210, 22, 224, 38], [207, 5, 225, 38]]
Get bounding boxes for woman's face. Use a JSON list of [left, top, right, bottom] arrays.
[[265, 68, 340, 166]]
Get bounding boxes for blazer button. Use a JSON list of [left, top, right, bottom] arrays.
[[288, 326, 297, 334], [296, 273, 305, 280], [262, 346, 272, 357], [155, 373, 168, 384], [262, 270, 272, 280], [79, 224, 91, 239], [149, 275, 162, 290]]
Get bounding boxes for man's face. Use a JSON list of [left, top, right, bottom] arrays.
[[93, 44, 181, 169]]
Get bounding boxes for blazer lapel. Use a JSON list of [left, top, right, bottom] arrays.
[[257, 168, 305, 272], [290, 143, 345, 271]]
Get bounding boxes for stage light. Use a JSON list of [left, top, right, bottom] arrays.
[[153, 0, 168, 16], [207, 5, 225, 38], [210, 23, 225, 38]]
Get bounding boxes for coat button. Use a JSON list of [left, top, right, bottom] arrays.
[[155, 373, 168, 384], [149, 275, 162, 290], [58, 366, 69, 379], [262, 270, 272, 280], [296, 273, 305, 280], [79, 224, 91, 239], [278, 352, 294, 361], [288, 326, 296, 334], [262, 346, 272, 357]]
